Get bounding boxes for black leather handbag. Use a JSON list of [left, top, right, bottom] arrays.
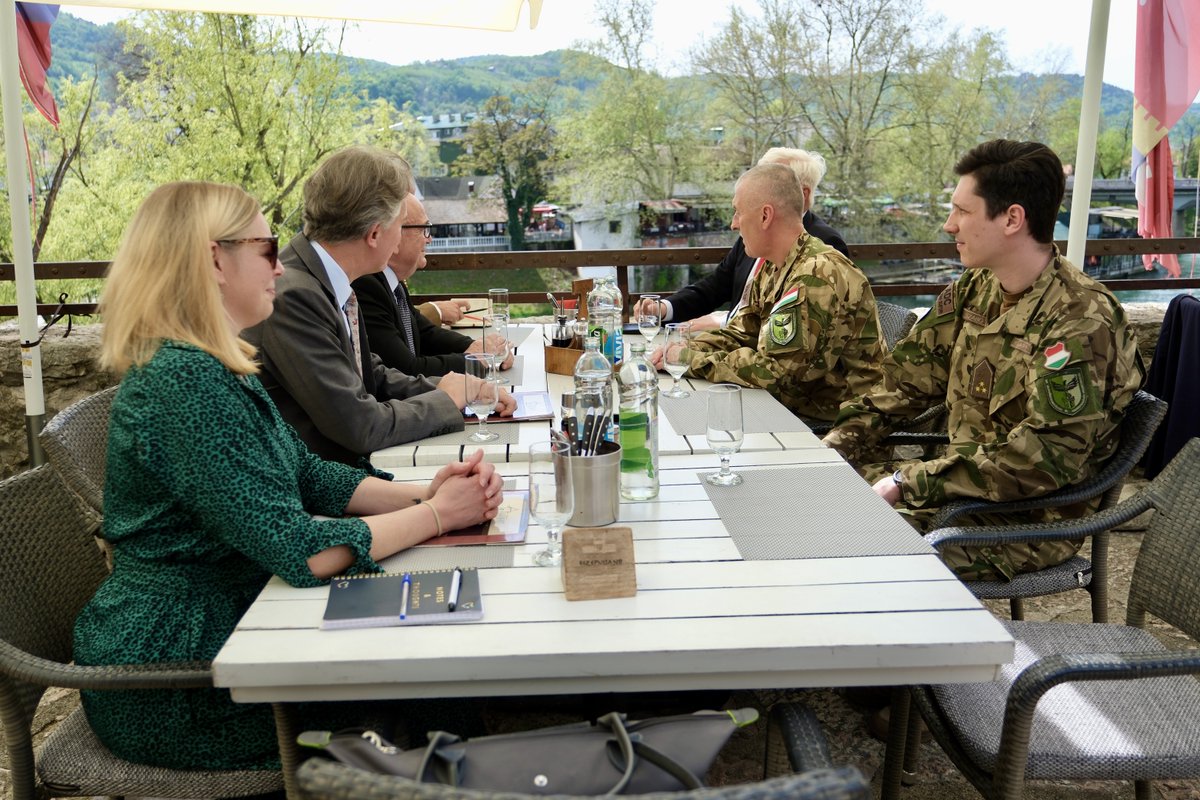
[[299, 708, 758, 796]]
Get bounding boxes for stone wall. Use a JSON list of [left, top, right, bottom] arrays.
[[0, 301, 1177, 479], [0, 322, 117, 478]]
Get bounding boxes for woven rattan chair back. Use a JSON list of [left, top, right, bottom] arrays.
[[39, 385, 118, 513], [0, 466, 104, 719], [876, 301, 918, 351], [1126, 435, 1200, 636], [296, 758, 872, 800], [0, 465, 284, 800]]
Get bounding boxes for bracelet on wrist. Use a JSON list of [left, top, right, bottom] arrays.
[[423, 499, 443, 536]]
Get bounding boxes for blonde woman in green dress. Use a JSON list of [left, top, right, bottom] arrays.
[[73, 181, 503, 771]]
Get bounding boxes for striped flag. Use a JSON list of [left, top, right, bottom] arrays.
[[1132, 0, 1200, 278], [15, 2, 59, 127]]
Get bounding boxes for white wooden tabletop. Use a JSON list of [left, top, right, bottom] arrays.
[[214, 327, 1013, 704]]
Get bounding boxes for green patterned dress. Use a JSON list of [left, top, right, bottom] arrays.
[[73, 342, 381, 770]]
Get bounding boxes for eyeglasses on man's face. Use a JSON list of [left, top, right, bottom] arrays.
[[217, 236, 279, 264], [401, 223, 434, 239]]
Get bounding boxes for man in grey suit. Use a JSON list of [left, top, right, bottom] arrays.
[[245, 145, 513, 465]]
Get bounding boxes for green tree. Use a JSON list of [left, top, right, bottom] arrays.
[[690, 0, 809, 167], [104, 12, 362, 231], [790, 0, 932, 224], [881, 29, 1011, 239], [455, 83, 558, 250], [556, 0, 706, 205]]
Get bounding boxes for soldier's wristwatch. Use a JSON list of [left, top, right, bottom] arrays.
[[891, 469, 904, 494]]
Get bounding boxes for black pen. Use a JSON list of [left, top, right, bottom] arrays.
[[447, 567, 463, 612]]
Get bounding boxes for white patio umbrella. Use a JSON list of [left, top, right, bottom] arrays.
[[0, 0, 541, 464], [1066, 0, 1111, 267]]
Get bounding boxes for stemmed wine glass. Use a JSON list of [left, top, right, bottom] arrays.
[[529, 440, 574, 567], [662, 322, 691, 399], [488, 288, 509, 320], [637, 294, 661, 347], [464, 353, 500, 442], [704, 384, 744, 486], [484, 312, 511, 368]]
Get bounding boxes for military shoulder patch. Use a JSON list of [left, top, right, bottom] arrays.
[[1042, 366, 1088, 415], [935, 283, 955, 317], [769, 309, 797, 346]]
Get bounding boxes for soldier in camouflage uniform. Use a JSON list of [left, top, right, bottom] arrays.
[[672, 163, 885, 422], [824, 140, 1144, 581]]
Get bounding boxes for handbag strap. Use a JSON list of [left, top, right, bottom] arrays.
[[629, 741, 703, 791], [596, 712, 703, 794], [416, 730, 462, 784]]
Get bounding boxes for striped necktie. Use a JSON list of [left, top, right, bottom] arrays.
[[394, 282, 416, 352], [343, 292, 363, 377]]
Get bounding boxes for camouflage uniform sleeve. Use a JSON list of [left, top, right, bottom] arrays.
[[682, 254, 860, 393], [823, 282, 959, 465], [897, 298, 1143, 508]]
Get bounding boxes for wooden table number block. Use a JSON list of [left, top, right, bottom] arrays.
[[561, 526, 636, 601]]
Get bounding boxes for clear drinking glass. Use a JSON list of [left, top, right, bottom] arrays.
[[529, 440, 574, 567], [637, 294, 661, 347], [464, 353, 500, 442], [488, 288, 510, 320], [484, 312, 511, 366], [704, 383, 744, 486], [662, 322, 691, 399]]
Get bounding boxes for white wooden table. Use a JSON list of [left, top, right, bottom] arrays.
[[213, 326, 1013, 798]]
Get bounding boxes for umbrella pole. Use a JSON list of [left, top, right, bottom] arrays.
[[1, 0, 48, 466], [1067, 0, 1111, 267]]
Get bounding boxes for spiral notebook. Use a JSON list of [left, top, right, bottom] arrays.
[[321, 568, 483, 629]]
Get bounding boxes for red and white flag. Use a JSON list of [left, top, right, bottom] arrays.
[[15, 2, 59, 127], [1132, 0, 1200, 278]]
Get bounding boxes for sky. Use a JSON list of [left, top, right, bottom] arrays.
[[62, 0, 1138, 92]]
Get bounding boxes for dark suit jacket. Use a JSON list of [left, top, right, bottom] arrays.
[[351, 272, 474, 378], [243, 233, 463, 465], [666, 211, 850, 323]]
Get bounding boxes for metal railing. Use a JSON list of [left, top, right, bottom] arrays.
[[4, 237, 1200, 317]]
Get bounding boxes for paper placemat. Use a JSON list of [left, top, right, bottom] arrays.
[[700, 463, 932, 560], [507, 325, 537, 349], [416, 421, 523, 447], [659, 386, 812, 436], [387, 544, 516, 570]]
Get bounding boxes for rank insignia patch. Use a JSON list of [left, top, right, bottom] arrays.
[[969, 359, 994, 400]]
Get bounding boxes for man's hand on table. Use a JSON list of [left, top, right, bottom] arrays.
[[432, 299, 472, 325], [466, 335, 514, 370]]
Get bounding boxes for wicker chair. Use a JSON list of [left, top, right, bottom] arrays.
[[297, 708, 870, 800], [898, 436, 1200, 800], [0, 465, 283, 799], [904, 389, 1167, 623], [876, 301, 918, 351], [38, 385, 118, 514]]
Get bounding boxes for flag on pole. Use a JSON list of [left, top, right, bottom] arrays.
[[15, 2, 60, 128]]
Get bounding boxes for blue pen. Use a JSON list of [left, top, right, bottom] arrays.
[[399, 573, 412, 620]]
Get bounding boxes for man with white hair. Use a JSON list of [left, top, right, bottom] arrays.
[[637, 148, 849, 331]]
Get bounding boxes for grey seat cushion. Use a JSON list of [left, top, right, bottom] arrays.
[[38, 706, 282, 798], [930, 619, 1200, 780]]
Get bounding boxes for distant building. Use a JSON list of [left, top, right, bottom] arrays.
[[417, 176, 508, 252], [416, 112, 477, 142]]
